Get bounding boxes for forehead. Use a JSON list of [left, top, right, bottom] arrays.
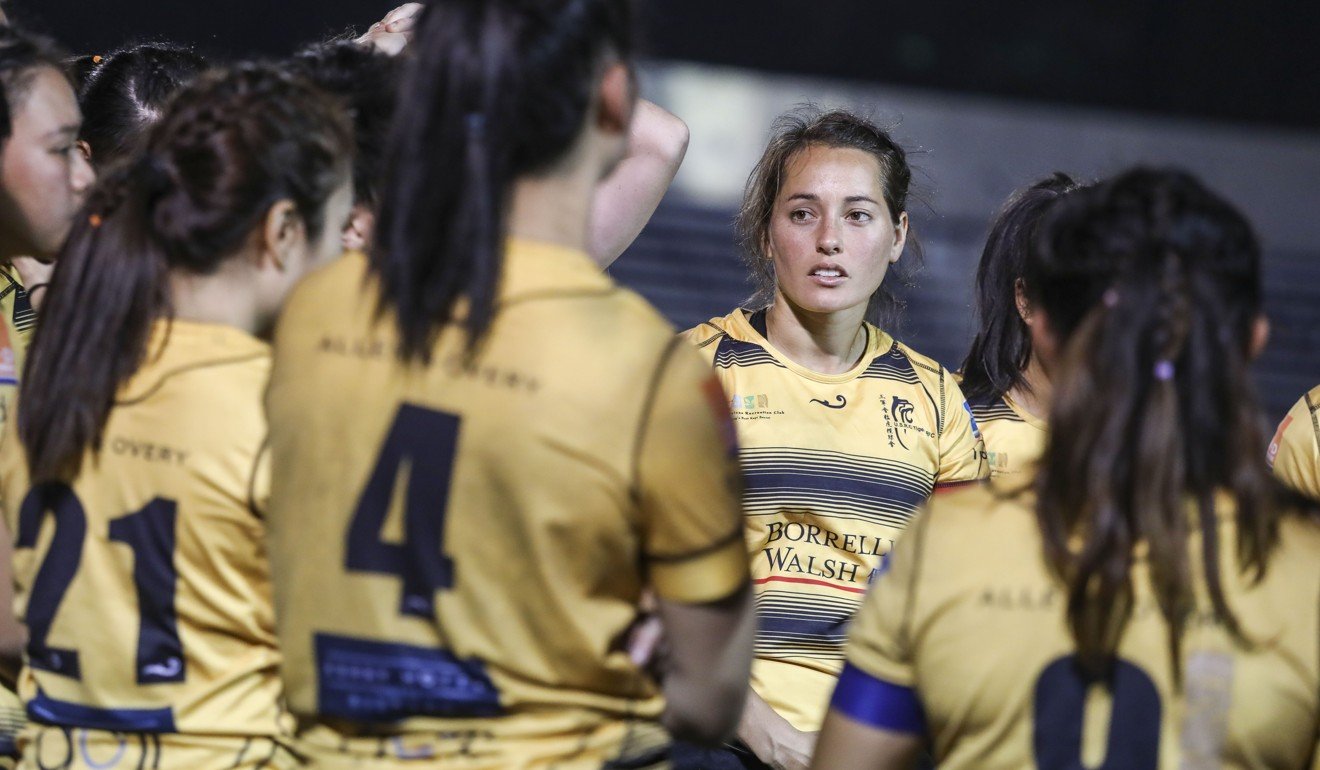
[[779, 144, 884, 199], [10, 66, 80, 128]]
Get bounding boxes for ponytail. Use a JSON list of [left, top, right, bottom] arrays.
[[1030, 168, 1284, 681], [19, 163, 171, 481], [19, 64, 351, 482], [374, 0, 634, 361]]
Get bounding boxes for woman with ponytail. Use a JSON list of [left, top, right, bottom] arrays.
[[263, 2, 753, 768], [811, 168, 1320, 769], [958, 173, 1080, 479], [0, 64, 353, 769]]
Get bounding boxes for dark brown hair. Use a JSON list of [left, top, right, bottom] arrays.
[[1028, 167, 1293, 681], [286, 39, 400, 210], [20, 63, 352, 482], [374, 0, 634, 361], [78, 43, 207, 168], [958, 173, 1081, 403], [736, 107, 919, 329], [0, 26, 68, 145]]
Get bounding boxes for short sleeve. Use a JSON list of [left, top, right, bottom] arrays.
[[935, 373, 988, 489], [635, 338, 748, 604], [1269, 391, 1320, 500], [678, 322, 723, 368]]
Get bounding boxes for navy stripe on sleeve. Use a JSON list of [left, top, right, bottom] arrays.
[[830, 661, 927, 735]]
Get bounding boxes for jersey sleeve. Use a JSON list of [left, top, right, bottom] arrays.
[[831, 508, 930, 732], [935, 372, 988, 489], [635, 338, 748, 605], [1269, 391, 1320, 500], [677, 322, 723, 368]]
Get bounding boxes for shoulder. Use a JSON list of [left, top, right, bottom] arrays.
[[680, 310, 745, 347], [680, 310, 758, 367], [1286, 386, 1320, 433], [890, 338, 951, 383], [911, 480, 1042, 575], [283, 251, 371, 322]]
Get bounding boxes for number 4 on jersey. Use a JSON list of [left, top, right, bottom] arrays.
[[346, 404, 460, 619]]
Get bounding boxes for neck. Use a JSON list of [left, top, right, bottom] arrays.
[[764, 296, 868, 375], [506, 143, 600, 253], [170, 264, 263, 337], [1008, 352, 1053, 420]]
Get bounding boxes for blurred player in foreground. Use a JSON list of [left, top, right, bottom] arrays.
[[812, 168, 1320, 770], [264, 1, 754, 768]]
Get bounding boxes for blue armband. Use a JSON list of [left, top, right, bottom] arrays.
[[829, 661, 927, 735]]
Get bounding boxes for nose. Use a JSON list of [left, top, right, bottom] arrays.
[[70, 146, 95, 200], [817, 219, 841, 255]]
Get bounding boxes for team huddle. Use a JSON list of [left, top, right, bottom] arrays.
[[0, 1, 1311, 769]]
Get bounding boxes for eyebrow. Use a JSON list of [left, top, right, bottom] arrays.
[[785, 193, 881, 206], [43, 124, 80, 140]]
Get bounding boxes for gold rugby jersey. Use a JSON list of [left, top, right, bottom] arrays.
[[966, 391, 1045, 479], [836, 480, 1320, 770], [265, 242, 747, 766], [0, 321, 287, 756], [0, 266, 34, 438], [1269, 385, 1320, 500], [0, 267, 37, 766], [682, 309, 987, 731]]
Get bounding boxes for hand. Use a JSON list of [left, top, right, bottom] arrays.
[[739, 690, 819, 770], [355, 3, 424, 57], [765, 724, 817, 770]]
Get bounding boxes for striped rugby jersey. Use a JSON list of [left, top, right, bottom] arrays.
[[1270, 385, 1320, 500], [683, 309, 987, 730], [966, 391, 1046, 479]]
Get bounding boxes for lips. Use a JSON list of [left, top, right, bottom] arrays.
[[809, 263, 848, 287]]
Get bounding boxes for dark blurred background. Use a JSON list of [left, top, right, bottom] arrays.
[[12, 0, 1320, 418]]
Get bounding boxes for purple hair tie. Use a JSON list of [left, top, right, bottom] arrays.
[[1154, 360, 1175, 381]]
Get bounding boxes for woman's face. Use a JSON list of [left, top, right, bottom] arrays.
[[0, 67, 95, 259], [766, 144, 907, 318]]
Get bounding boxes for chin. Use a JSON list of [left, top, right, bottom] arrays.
[[786, 289, 871, 318]]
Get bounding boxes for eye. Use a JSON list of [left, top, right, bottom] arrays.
[[788, 209, 813, 223], [846, 210, 873, 223]]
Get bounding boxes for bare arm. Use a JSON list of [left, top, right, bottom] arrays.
[[655, 583, 754, 745], [809, 709, 923, 770], [736, 688, 818, 770], [587, 100, 689, 268]]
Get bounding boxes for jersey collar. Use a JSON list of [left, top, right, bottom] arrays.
[[497, 237, 612, 302], [729, 307, 895, 384], [118, 319, 269, 404]]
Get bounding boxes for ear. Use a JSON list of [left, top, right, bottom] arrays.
[[1014, 278, 1034, 325], [77, 140, 92, 164], [1248, 314, 1270, 361], [888, 211, 909, 264], [595, 61, 634, 136], [258, 199, 306, 272], [341, 203, 375, 253]]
